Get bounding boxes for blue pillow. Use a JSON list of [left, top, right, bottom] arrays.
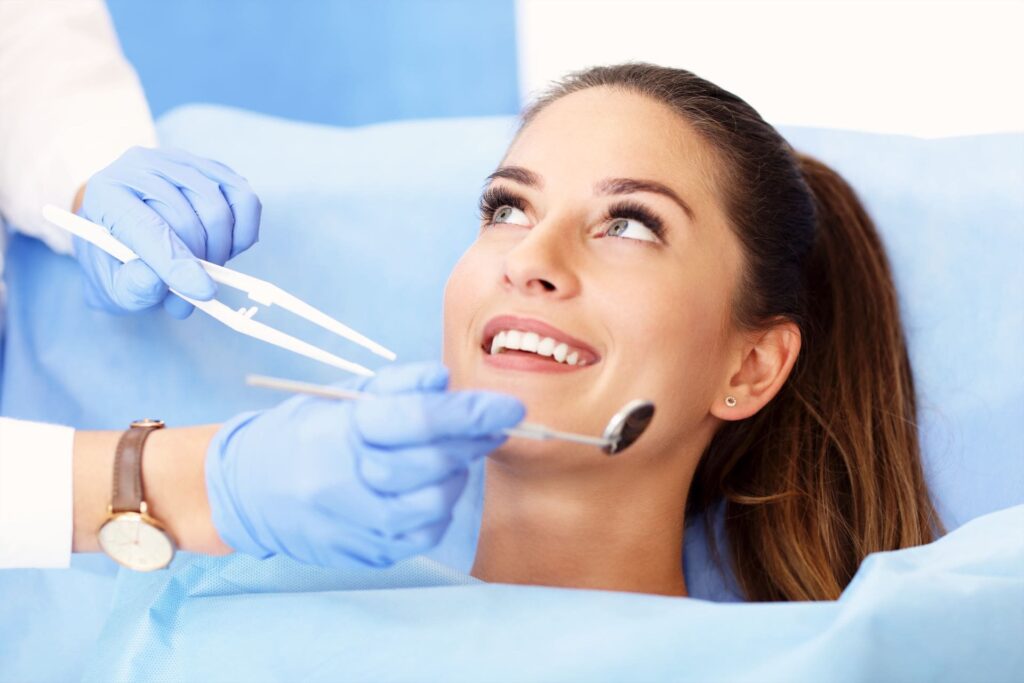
[[2, 106, 1021, 592]]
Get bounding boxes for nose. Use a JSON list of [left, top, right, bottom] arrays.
[[501, 219, 581, 298]]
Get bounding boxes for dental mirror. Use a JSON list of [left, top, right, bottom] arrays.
[[503, 399, 655, 455], [247, 374, 655, 456], [602, 399, 657, 454]]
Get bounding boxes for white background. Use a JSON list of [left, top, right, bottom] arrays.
[[517, 0, 1024, 137]]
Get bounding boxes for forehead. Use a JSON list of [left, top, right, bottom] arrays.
[[505, 87, 719, 199]]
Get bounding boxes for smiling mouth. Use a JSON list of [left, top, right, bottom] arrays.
[[479, 316, 601, 369]]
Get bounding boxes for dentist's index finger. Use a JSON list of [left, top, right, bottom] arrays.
[[354, 391, 525, 447], [362, 362, 450, 395]]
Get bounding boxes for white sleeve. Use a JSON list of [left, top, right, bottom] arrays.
[[0, 417, 75, 568], [0, 0, 158, 255]]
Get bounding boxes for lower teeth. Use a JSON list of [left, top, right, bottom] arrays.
[[495, 349, 576, 365]]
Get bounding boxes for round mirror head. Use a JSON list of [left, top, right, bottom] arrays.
[[601, 400, 655, 455]]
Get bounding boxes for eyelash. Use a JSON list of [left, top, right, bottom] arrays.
[[478, 187, 666, 243], [601, 200, 665, 242]]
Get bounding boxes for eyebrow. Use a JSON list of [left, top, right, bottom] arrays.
[[486, 166, 542, 188], [486, 165, 695, 221], [596, 177, 695, 221]]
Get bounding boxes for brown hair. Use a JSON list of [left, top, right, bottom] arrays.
[[521, 63, 943, 601]]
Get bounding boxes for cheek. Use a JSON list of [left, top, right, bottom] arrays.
[[623, 297, 720, 384], [442, 244, 493, 379], [611, 263, 732, 430]]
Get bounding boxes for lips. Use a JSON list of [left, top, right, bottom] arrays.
[[480, 315, 601, 370]]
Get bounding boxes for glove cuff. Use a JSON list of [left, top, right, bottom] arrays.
[[205, 411, 274, 559]]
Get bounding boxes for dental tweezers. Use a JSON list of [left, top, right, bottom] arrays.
[[42, 205, 396, 376]]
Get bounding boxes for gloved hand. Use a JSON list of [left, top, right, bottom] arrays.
[[74, 146, 261, 318], [205, 362, 525, 569]]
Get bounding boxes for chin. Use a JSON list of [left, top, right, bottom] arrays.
[[485, 437, 608, 475], [452, 360, 603, 429]]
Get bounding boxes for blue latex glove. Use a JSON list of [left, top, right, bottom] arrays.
[[206, 362, 526, 568], [74, 146, 262, 318]]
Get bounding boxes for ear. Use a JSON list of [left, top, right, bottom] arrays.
[[710, 320, 801, 421]]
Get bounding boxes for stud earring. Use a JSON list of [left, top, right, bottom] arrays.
[[724, 396, 737, 407]]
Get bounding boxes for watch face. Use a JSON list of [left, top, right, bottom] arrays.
[[98, 513, 175, 571]]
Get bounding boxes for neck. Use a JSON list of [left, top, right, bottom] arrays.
[[470, 452, 691, 597]]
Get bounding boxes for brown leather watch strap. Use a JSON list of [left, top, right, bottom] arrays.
[[111, 419, 165, 513]]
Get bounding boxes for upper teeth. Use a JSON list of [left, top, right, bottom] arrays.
[[489, 329, 583, 366]]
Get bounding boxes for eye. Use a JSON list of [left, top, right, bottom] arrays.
[[604, 217, 659, 243], [492, 205, 530, 226], [479, 186, 531, 227], [598, 201, 666, 245]]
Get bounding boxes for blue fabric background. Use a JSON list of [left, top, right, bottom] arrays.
[[106, 0, 521, 125]]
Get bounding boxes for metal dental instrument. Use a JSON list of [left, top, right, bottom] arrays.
[[246, 373, 656, 455], [43, 205, 396, 377], [504, 398, 655, 455]]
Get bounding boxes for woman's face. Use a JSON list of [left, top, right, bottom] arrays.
[[443, 87, 744, 471]]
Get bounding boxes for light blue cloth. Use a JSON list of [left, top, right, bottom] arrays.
[[83, 505, 1024, 682], [106, 0, 520, 125], [1, 107, 1022, 680]]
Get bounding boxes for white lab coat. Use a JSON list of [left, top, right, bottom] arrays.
[[0, 0, 157, 568]]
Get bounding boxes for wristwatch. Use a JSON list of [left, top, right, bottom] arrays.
[[97, 419, 176, 571]]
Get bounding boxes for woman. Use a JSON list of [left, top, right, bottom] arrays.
[[90, 63, 941, 603], [443, 63, 943, 601]]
